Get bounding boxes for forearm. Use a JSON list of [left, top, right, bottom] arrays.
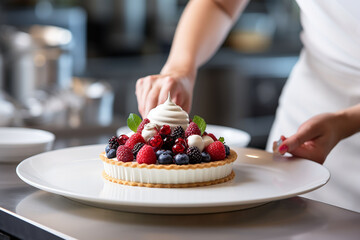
[[161, 0, 248, 76], [337, 104, 360, 139]]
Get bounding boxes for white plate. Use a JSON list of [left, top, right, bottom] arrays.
[[117, 124, 251, 147], [0, 127, 55, 163], [16, 144, 330, 214]]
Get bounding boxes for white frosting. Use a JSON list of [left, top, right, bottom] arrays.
[[202, 135, 214, 148], [102, 154, 233, 184], [141, 123, 158, 141], [147, 94, 189, 130], [187, 135, 205, 152]]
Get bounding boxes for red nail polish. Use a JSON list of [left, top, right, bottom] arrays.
[[279, 144, 288, 153]]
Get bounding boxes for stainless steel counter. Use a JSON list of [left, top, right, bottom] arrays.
[[1, 135, 360, 240]]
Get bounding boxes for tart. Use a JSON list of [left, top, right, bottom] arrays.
[[100, 94, 237, 188]]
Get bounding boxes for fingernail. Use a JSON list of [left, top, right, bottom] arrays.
[[278, 144, 288, 154]]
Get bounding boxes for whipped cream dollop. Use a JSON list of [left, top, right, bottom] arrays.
[[147, 94, 189, 130], [141, 123, 158, 141]]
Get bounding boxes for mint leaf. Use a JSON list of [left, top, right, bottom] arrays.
[[193, 115, 206, 135], [219, 137, 225, 143], [127, 113, 142, 132]]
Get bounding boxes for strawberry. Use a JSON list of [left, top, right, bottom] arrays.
[[125, 133, 145, 150], [116, 145, 134, 162], [205, 141, 226, 161], [206, 133, 218, 142], [137, 118, 150, 133], [185, 122, 201, 138], [136, 144, 157, 164]]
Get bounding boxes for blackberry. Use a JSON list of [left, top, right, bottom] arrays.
[[132, 142, 145, 158], [108, 136, 119, 149], [186, 146, 202, 164], [162, 136, 174, 150], [171, 126, 185, 140]]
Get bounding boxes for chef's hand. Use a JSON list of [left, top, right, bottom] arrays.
[[274, 113, 344, 164], [135, 70, 195, 118]]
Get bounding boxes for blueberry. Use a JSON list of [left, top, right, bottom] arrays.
[[158, 153, 173, 164], [156, 150, 166, 158], [224, 144, 230, 156], [201, 152, 211, 162], [174, 153, 189, 165], [165, 150, 174, 156], [106, 148, 116, 158], [105, 145, 111, 153]]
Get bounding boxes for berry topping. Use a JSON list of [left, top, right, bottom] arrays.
[[105, 145, 111, 153], [137, 118, 150, 133], [175, 137, 187, 148], [108, 136, 119, 149], [148, 134, 163, 149], [116, 145, 134, 162], [118, 134, 129, 145], [172, 143, 186, 154], [174, 153, 189, 165], [125, 133, 146, 150], [158, 152, 173, 164], [185, 122, 201, 138], [201, 152, 211, 162], [162, 136, 174, 150], [132, 142, 145, 158], [206, 133, 218, 142], [186, 146, 202, 164], [106, 148, 116, 158], [224, 144, 230, 156], [137, 145, 157, 164], [156, 149, 166, 158], [205, 141, 226, 161], [159, 124, 171, 136], [171, 126, 185, 140]]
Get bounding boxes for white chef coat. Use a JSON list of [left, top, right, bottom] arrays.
[[267, 0, 360, 212]]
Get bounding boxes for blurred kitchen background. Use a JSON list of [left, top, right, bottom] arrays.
[[0, 0, 302, 149]]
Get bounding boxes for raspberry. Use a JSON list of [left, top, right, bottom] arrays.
[[171, 126, 185, 140], [159, 124, 171, 136], [118, 134, 129, 145], [149, 134, 163, 149], [185, 122, 201, 138], [172, 143, 186, 154], [205, 141, 226, 161], [108, 136, 119, 149], [206, 133, 218, 142], [132, 142, 145, 158], [137, 145, 157, 164], [125, 133, 146, 150], [137, 118, 150, 133], [116, 145, 134, 162], [186, 146, 202, 164]]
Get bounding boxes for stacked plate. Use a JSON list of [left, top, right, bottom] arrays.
[[0, 127, 55, 163]]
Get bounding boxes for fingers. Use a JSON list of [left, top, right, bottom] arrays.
[[279, 123, 320, 154], [136, 75, 160, 117]]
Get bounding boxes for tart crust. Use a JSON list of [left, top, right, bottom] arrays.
[[102, 170, 235, 188]]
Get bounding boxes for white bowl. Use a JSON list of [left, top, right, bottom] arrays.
[[0, 127, 55, 163], [117, 124, 250, 148]]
